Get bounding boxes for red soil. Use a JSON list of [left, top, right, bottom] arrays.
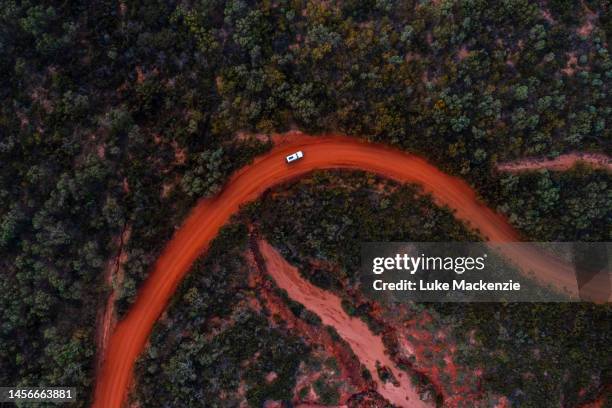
[[95, 224, 130, 375], [93, 132, 596, 408], [369, 303, 484, 406], [497, 152, 611, 172], [258, 240, 426, 407], [246, 243, 367, 404], [579, 384, 611, 408]]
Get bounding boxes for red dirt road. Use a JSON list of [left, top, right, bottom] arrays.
[[497, 152, 612, 172], [93, 133, 591, 408]]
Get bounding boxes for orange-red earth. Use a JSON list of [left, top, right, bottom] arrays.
[[93, 133, 597, 408]]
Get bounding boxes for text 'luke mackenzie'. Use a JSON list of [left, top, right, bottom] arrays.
[[372, 279, 521, 292]]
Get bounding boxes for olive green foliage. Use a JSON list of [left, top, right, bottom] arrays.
[[251, 171, 478, 289], [253, 171, 611, 406], [181, 147, 227, 196], [134, 224, 309, 406], [492, 167, 611, 241], [437, 302, 611, 407], [1, 0, 610, 404], [313, 377, 341, 405]]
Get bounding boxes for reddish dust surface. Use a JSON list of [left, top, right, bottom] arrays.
[[579, 385, 611, 408], [94, 132, 591, 408], [258, 240, 427, 407], [246, 243, 367, 403], [95, 225, 130, 375], [497, 152, 612, 172]]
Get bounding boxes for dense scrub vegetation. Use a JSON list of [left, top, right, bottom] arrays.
[[440, 302, 611, 407], [491, 166, 611, 241], [0, 0, 609, 405], [254, 171, 611, 406], [247, 171, 479, 290], [133, 224, 310, 406]]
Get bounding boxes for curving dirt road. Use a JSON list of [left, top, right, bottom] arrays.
[[93, 133, 595, 408]]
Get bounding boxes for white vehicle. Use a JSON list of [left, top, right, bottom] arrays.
[[285, 150, 304, 163]]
